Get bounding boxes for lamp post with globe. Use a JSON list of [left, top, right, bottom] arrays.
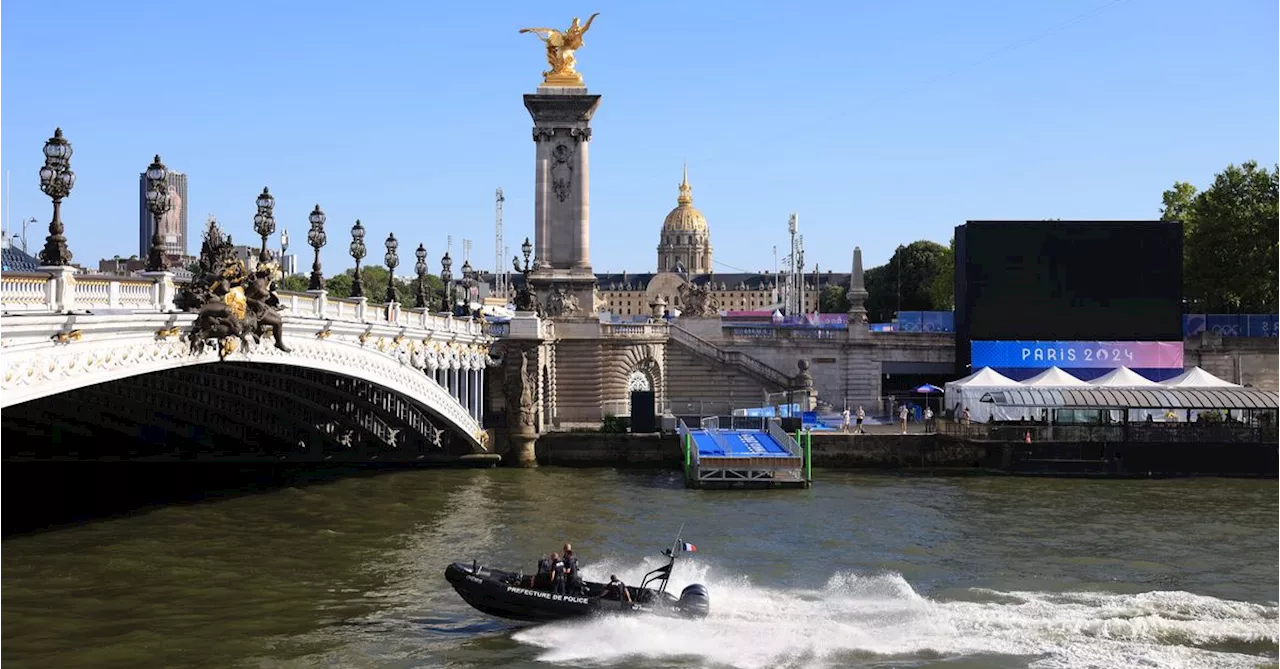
[[414, 244, 428, 308], [349, 220, 366, 298], [253, 187, 276, 265], [307, 205, 327, 291], [384, 233, 400, 304], [37, 128, 76, 267], [440, 252, 453, 313], [143, 155, 173, 272]]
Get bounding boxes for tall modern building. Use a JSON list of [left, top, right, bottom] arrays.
[[138, 170, 189, 260]]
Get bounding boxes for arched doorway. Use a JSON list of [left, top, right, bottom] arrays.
[[627, 368, 657, 433]]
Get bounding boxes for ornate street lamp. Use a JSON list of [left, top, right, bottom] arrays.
[[440, 252, 453, 313], [414, 243, 428, 309], [460, 257, 474, 316], [253, 187, 276, 264], [511, 236, 537, 313], [37, 128, 76, 266], [143, 155, 173, 271], [383, 232, 400, 304], [349, 220, 366, 298], [307, 205, 327, 290]]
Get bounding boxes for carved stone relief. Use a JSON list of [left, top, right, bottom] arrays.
[[550, 143, 574, 202]]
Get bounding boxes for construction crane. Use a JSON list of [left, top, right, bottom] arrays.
[[494, 187, 505, 299]]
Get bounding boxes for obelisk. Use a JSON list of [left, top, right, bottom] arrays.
[[519, 14, 602, 318], [847, 247, 869, 330]]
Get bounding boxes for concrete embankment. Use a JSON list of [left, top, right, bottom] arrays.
[[534, 431, 986, 471]]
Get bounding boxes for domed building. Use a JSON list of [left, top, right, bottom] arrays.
[[657, 166, 712, 274]]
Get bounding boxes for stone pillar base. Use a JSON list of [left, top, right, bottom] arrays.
[[504, 427, 539, 467]]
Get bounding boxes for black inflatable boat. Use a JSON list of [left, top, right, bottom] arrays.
[[445, 533, 710, 623]]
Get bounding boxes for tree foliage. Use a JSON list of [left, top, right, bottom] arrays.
[[863, 240, 952, 322], [927, 236, 955, 311], [1161, 161, 1279, 312], [280, 264, 448, 307], [818, 284, 850, 313]]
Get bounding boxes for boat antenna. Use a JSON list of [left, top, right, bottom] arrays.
[[659, 523, 686, 596]]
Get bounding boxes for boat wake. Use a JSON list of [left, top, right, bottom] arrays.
[[512, 557, 1278, 669]]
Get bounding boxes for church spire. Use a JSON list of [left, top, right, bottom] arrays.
[[677, 163, 693, 206]]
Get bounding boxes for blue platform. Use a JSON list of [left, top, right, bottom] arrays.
[[690, 430, 791, 457]]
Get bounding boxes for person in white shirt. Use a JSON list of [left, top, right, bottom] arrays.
[[841, 407, 851, 433], [899, 404, 909, 434], [856, 406, 866, 434]]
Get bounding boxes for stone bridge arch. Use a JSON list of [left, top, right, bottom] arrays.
[[0, 314, 494, 457]]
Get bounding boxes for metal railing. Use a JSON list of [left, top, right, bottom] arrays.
[[699, 415, 731, 453], [938, 421, 1277, 444], [668, 324, 792, 389], [766, 418, 804, 457]]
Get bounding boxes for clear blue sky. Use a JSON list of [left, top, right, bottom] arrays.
[[2, 0, 1276, 277]]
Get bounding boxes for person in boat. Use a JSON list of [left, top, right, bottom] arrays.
[[562, 543, 583, 595], [535, 553, 552, 585], [600, 574, 631, 607], [550, 552, 567, 595]]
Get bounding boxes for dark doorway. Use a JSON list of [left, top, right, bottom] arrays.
[[629, 390, 656, 433]]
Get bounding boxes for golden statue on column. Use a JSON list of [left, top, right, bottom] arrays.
[[519, 13, 600, 87]]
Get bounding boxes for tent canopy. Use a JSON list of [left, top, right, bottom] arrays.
[[980, 387, 1277, 410], [1091, 366, 1160, 387], [951, 367, 1019, 388], [914, 383, 944, 393], [1022, 366, 1090, 387], [1161, 366, 1241, 388]]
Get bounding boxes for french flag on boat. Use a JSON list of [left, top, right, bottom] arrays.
[[680, 542, 697, 553]]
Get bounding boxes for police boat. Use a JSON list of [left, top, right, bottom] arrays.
[[444, 532, 710, 623]]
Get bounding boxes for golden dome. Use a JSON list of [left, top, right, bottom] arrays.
[[661, 164, 709, 233]]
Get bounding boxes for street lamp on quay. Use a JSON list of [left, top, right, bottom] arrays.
[[253, 187, 276, 264], [307, 205, 327, 291], [143, 155, 173, 272], [384, 233, 400, 304], [440, 252, 453, 313], [349, 220, 367, 298], [37, 128, 76, 267], [414, 243, 428, 309]]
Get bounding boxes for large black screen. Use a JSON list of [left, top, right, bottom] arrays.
[[955, 221, 1183, 345]]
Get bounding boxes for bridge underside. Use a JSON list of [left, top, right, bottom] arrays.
[[2, 363, 495, 465]]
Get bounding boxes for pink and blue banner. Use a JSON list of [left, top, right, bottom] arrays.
[[971, 340, 1184, 369]]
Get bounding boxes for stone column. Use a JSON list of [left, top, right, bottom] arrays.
[[476, 368, 485, 425], [524, 90, 600, 314], [846, 246, 870, 336]]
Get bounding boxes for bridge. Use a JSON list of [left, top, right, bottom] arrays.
[[1, 270, 498, 464]]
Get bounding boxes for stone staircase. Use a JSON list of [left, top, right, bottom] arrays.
[[668, 324, 793, 390]]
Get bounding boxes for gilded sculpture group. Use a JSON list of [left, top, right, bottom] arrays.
[[182, 219, 290, 360]]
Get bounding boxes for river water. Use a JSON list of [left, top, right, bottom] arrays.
[[2, 466, 1276, 669]]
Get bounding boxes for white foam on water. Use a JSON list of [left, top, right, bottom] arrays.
[[511, 556, 1278, 669]]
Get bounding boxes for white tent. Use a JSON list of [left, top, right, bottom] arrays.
[[1090, 366, 1160, 387], [1161, 366, 1241, 388], [945, 367, 1022, 423], [1022, 366, 1091, 387], [1091, 366, 1161, 422]]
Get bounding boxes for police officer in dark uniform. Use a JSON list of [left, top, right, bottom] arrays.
[[551, 552, 567, 595], [601, 574, 631, 608], [562, 543, 583, 595], [535, 554, 553, 589]]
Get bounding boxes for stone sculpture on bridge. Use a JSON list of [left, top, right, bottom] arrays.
[[677, 281, 719, 318], [183, 218, 291, 359], [544, 286, 580, 318], [508, 349, 538, 428]]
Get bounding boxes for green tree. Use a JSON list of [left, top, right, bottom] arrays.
[[279, 275, 309, 292], [926, 236, 955, 311], [863, 240, 952, 322], [321, 265, 446, 307], [1161, 161, 1279, 312], [818, 283, 850, 313]]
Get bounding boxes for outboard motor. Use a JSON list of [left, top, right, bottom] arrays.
[[677, 583, 710, 618]]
